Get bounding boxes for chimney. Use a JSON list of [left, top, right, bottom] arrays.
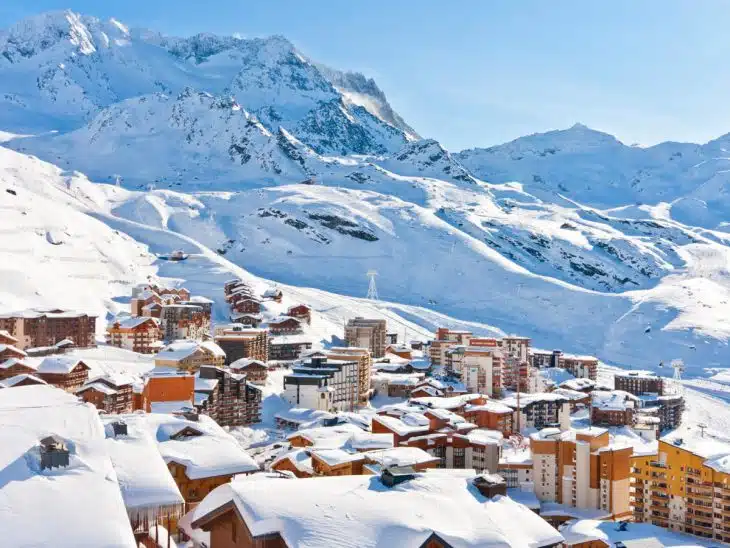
[[111, 420, 128, 437], [380, 466, 416, 488], [39, 435, 70, 470], [472, 474, 507, 498]]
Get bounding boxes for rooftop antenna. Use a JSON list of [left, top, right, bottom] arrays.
[[698, 423, 707, 438], [366, 270, 379, 301]]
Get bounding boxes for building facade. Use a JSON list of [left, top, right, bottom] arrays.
[[531, 428, 632, 520], [0, 308, 97, 350], [195, 366, 262, 427], [214, 328, 269, 364], [631, 438, 730, 544], [106, 317, 162, 354], [344, 318, 387, 358], [283, 354, 359, 412]]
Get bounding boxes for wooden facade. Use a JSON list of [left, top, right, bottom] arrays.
[[37, 361, 90, 391]]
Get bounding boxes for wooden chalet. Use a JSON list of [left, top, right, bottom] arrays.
[[36, 357, 90, 391], [286, 304, 311, 325]]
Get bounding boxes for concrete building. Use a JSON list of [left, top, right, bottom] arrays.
[[326, 347, 372, 404], [615, 370, 664, 396], [344, 318, 387, 358], [461, 344, 503, 397], [530, 427, 632, 520], [283, 353, 360, 412]]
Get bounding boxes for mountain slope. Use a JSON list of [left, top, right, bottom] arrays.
[[2, 11, 730, 371]]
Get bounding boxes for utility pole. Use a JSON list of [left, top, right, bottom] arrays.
[[366, 270, 379, 300]]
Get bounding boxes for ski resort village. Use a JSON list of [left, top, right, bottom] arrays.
[[3, 7, 730, 548]]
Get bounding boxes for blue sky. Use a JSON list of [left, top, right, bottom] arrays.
[[2, 1, 730, 150]]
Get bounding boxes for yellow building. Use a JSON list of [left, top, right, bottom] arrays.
[[631, 435, 730, 544]]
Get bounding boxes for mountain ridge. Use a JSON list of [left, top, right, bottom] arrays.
[[1, 10, 730, 370]]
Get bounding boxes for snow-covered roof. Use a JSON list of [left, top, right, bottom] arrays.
[[76, 381, 118, 395], [0, 344, 27, 357], [156, 339, 223, 362], [0, 357, 35, 370], [102, 416, 184, 512], [465, 400, 513, 414], [132, 413, 259, 480], [188, 296, 214, 304], [559, 378, 596, 391], [288, 423, 363, 448], [194, 375, 219, 392], [559, 518, 715, 547], [591, 390, 639, 411], [349, 432, 394, 450], [410, 394, 482, 410], [269, 315, 302, 325], [36, 356, 88, 374], [0, 373, 47, 387], [0, 329, 18, 342], [615, 370, 658, 379], [275, 407, 335, 425], [270, 448, 314, 475], [311, 448, 366, 467], [0, 386, 136, 547], [363, 446, 438, 467], [150, 400, 193, 414], [372, 413, 431, 437], [192, 472, 564, 547], [501, 392, 567, 409], [230, 357, 267, 369], [111, 316, 160, 329], [552, 388, 590, 401], [465, 429, 504, 446]]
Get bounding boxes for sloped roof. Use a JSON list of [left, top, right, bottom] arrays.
[[36, 356, 89, 374], [192, 472, 564, 548]]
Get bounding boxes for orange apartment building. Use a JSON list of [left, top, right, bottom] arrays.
[[106, 316, 163, 354], [631, 436, 730, 544], [530, 427, 632, 521], [462, 400, 515, 435], [0, 308, 97, 350], [326, 347, 372, 404], [142, 371, 195, 412]]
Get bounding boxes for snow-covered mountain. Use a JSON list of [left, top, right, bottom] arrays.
[[2, 10, 730, 371], [456, 124, 730, 229]]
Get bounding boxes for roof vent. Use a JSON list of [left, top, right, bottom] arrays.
[[39, 435, 70, 470], [111, 420, 128, 437], [380, 466, 416, 488], [472, 474, 507, 498]]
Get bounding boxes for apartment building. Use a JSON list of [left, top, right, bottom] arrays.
[[0, 308, 97, 350], [75, 374, 134, 414], [461, 344, 503, 397], [531, 427, 633, 520], [502, 392, 572, 431], [431, 328, 472, 366], [105, 316, 162, 354], [283, 353, 360, 412], [345, 318, 387, 358], [160, 304, 210, 341], [615, 370, 664, 396], [194, 365, 262, 426], [590, 390, 639, 427], [213, 327, 268, 363], [631, 435, 730, 544], [614, 371, 684, 431], [371, 409, 502, 473], [327, 347, 372, 404], [530, 349, 598, 381]]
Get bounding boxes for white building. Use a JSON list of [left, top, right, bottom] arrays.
[[462, 346, 503, 397], [283, 353, 359, 412]]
